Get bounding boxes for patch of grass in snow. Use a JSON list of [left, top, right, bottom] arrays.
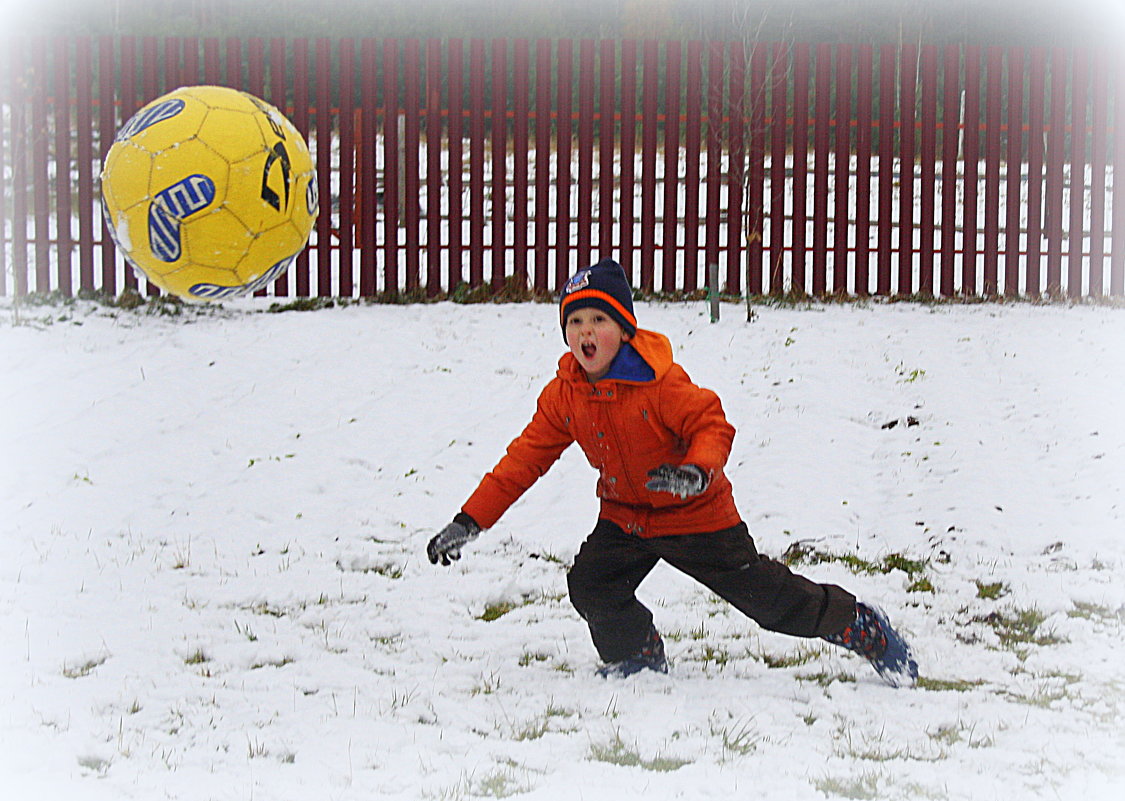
[[782, 543, 929, 580], [928, 721, 995, 749], [430, 763, 533, 800], [183, 648, 209, 665], [588, 732, 691, 772], [710, 716, 762, 758], [906, 575, 935, 593], [758, 644, 823, 669], [915, 676, 985, 692], [796, 670, 856, 687], [977, 607, 1067, 649], [517, 650, 551, 667], [510, 702, 576, 741], [250, 656, 295, 670], [813, 770, 883, 800], [478, 594, 548, 621], [77, 754, 113, 775], [62, 653, 109, 679], [1068, 601, 1125, 623], [479, 600, 519, 621], [975, 579, 1010, 600], [834, 727, 946, 763], [471, 671, 502, 696]]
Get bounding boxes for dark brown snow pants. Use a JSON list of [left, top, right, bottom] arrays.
[[567, 519, 857, 663]]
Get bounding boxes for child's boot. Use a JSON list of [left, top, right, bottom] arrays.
[[596, 626, 669, 678], [824, 602, 918, 688]]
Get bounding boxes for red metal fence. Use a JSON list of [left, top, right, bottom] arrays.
[[1, 37, 1121, 300]]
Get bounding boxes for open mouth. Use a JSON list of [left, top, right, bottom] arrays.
[[581, 343, 597, 359]]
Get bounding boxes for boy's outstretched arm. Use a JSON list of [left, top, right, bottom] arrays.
[[426, 382, 574, 568], [427, 512, 482, 566]]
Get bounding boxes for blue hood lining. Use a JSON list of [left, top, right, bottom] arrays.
[[603, 342, 656, 383]]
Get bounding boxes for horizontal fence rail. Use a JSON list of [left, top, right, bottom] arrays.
[[0, 36, 1121, 300]]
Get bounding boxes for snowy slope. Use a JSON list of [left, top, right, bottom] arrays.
[[1, 297, 1123, 801]]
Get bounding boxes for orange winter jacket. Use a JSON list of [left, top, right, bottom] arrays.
[[461, 329, 743, 538]]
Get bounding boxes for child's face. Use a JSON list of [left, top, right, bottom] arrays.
[[564, 308, 629, 382]]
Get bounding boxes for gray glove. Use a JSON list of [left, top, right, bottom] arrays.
[[427, 513, 481, 566], [645, 463, 709, 499]]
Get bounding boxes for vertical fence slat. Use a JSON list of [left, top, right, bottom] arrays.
[[576, 39, 595, 268], [661, 41, 681, 292], [1025, 47, 1047, 297], [270, 37, 290, 296], [744, 42, 765, 297], [131, 37, 153, 291], [338, 38, 355, 298], [9, 38, 28, 295], [1067, 49, 1088, 299], [939, 44, 960, 296], [639, 39, 658, 292], [792, 43, 810, 294], [53, 37, 73, 295], [512, 39, 530, 278], [1089, 50, 1108, 298], [404, 39, 422, 292], [359, 38, 378, 296], [247, 38, 264, 98], [533, 39, 551, 290], [225, 37, 242, 87], [182, 36, 199, 84], [1045, 47, 1067, 295], [703, 40, 722, 275], [812, 43, 831, 296], [405, 38, 423, 294], [75, 37, 93, 291], [963, 46, 982, 295], [897, 43, 916, 295], [446, 39, 464, 293], [316, 38, 333, 295], [597, 40, 616, 261], [98, 36, 117, 294], [1113, 49, 1125, 296], [119, 37, 137, 130], [876, 44, 895, 295], [381, 39, 400, 293], [855, 44, 873, 296], [164, 36, 180, 95], [425, 38, 444, 295], [918, 45, 938, 297], [985, 45, 1003, 294], [618, 40, 637, 274], [682, 40, 702, 292], [555, 39, 573, 287], [291, 39, 310, 295], [203, 37, 220, 84], [1005, 48, 1025, 297], [468, 39, 485, 287], [726, 42, 745, 294], [833, 44, 852, 294], [0, 40, 7, 296], [151, 36, 175, 294], [489, 39, 506, 287], [769, 43, 789, 294]]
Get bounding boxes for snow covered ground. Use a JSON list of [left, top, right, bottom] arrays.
[[1, 295, 1123, 800]]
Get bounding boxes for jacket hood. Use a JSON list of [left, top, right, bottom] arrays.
[[558, 329, 673, 385]]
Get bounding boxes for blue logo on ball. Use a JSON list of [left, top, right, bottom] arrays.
[[148, 174, 216, 262], [116, 98, 185, 142]]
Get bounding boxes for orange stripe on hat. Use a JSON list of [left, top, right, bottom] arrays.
[[560, 288, 638, 329]]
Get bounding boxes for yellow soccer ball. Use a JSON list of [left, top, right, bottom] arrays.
[[101, 85, 318, 301]]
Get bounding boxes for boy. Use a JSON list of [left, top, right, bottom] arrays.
[[427, 259, 918, 687]]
